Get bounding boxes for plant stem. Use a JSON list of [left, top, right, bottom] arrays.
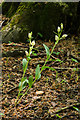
[[17, 87, 30, 104], [15, 39, 31, 106], [15, 60, 29, 105]]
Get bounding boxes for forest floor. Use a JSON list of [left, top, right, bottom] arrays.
[[1, 36, 80, 119]]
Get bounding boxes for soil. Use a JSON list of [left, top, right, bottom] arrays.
[[1, 36, 80, 119]]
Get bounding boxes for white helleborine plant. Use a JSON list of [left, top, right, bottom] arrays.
[[31, 40, 35, 46], [57, 26, 60, 33], [55, 35, 59, 41], [16, 23, 68, 106]]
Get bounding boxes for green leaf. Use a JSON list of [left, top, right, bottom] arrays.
[[37, 32, 43, 38], [42, 66, 55, 71], [28, 75, 33, 88], [43, 44, 50, 58], [56, 114, 62, 118], [73, 106, 80, 112], [32, 51, 37, 56], [27, 56, 31, 60], [56, 59, 63, 62], [8, 41, 12, 43], [21, 77, 27, 82], [19, 78, 29, 90], [53, 51, 60, 55], [22, 58, 27, 71], [35, 64, 41, 80], [71, 58, 78, 63], [0, 113, 4, 115]]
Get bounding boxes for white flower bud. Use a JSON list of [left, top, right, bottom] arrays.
[[61, 23, 63, 29], [55, 35, 59, 41], [62, 34, 68, 38], [31, 40, 35, 46], [30, 51, 32, 55], [13, 25, 16, 29], [28, 32, 32, 39], [25, 51, 28, 56], [57, 26, 60, 33]]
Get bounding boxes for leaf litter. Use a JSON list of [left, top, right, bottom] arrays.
[[1, 37, 80, 119]]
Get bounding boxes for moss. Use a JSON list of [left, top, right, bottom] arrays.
[[2, 2, 20, 18], [14, 2, 64, 40], [10, 14, 20, 27], [2, 2, 79, 43]]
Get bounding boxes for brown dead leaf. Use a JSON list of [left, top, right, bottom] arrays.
[[36, 91, 44, 95]]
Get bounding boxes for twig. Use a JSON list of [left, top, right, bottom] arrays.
[[7, 85, 18, 94], [54, 103, 80, 114]]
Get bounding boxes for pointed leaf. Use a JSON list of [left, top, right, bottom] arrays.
[[71, 58, 78, 63], [37, 32, 43, 38], [22, 58, 27, 71], [21, 77, 27, 82], [35, 64, 41, 80], [56, 114, 62, 118], [42, 66, 55, 71], [19, 78, 29, 90], [56, 59, 63, 63], [43, 44, 50, 58], [32, 51, 37, 56], [53, 52, 60, 55], [73, 106, 80, 113], [28, 75, 33, 88]]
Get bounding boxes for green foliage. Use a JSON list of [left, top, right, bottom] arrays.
[[22, 58, 27, 72], [35, 64, 41, 80], [37, 32, 43, 38], [43, 44, 50, 58], [71, 58, 78, 63], [0, 113, 4, 116], [41, 66, 55, 72], [73, 106, 80, 113], [19, 77, 28, 90], [56, 114, 62, 118], [32, 51, 37, 56], [53, 51, 60, 55], [56, 59, 63, 63], [28, 75, 33, 88]]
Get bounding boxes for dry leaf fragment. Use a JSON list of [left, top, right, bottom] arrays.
[[36, 91, 44, 95], [33, 96, 41, 102], [51, 102, 57, 108]]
